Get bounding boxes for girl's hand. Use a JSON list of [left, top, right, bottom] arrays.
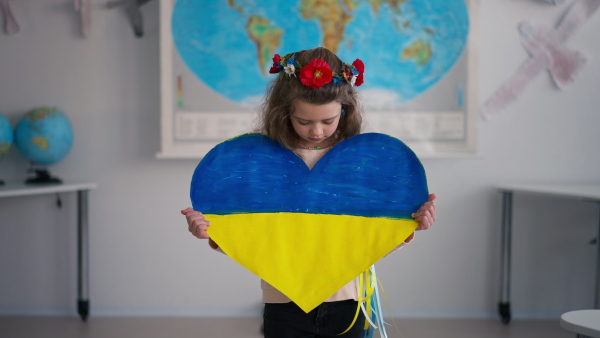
[[181, 207, 211, 239], [412, 193, 437, 231], [404, 194, 437, 244]]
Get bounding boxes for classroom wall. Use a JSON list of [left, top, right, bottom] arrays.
[[0, 0, 598, 319]]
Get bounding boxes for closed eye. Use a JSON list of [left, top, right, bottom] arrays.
[[294, 117, 337, 125]]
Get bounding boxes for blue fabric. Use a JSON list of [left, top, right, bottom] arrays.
[[191, 133, 428, 219]]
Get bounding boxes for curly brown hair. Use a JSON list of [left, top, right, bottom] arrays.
[[257, 47, 363, 150]]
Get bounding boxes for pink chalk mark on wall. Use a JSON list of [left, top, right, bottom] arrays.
[[0, 0, 19, 35], [481, 0, 600, 119], [74, 0, 92, 38]]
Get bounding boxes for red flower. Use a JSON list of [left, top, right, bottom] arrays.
[[269, 54, 282, 74], [352, 59, 364, 86], [300, 59, 333, 88]]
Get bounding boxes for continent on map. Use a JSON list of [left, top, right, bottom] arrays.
[[381, 0, 409, 14], [300, 0, 354, 53], [28, 108, 52, 121], [299, 0, 414, 56], [32, 137, 49, 151], [401, 39, 432, 66], [246, 15, 283, 75], [227, 0, 243, 14]]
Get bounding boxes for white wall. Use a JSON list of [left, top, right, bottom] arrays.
[[0, 0, 599, 319]]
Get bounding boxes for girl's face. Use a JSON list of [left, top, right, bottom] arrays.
[[290, 100, 342, 148]]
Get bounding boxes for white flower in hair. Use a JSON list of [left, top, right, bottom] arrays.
[[284, 64, 296, 77], [283, 57, 298, 77]]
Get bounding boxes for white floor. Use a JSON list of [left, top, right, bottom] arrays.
[[0, 316, 574, 338]]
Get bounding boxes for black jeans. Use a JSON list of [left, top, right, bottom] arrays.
[[263, 300, 365, 338]]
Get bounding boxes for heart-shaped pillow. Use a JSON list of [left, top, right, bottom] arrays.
[[191, 133, 428, 312]]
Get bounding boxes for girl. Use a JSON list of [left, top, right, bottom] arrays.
[[182, 47, 437, 337]]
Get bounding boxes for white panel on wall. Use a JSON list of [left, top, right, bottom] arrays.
[[0, 0, 599, 319]]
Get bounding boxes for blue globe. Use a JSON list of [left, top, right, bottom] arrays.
[[14, 107, 73, 166], [0, 113, 13, 161]]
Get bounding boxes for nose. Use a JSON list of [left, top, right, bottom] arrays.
[[310, 124, 323, 137]]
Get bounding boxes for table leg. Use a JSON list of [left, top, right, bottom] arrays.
[[499, 191, 513, 324], [594, 203, 600, 309], [77, 190, 90, 321]]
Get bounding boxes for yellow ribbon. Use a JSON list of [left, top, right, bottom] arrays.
[[339, 266, 378, 335]]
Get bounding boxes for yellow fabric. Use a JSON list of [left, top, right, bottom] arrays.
[[206, 212, 417, 313]]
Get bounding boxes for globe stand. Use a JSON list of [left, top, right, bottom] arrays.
[[25, 168, 62, 185]]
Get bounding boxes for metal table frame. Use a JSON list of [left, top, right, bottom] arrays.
[[0, 182, 97, 321], [496, 183, 600, 324]]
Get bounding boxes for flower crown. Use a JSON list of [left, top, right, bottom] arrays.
[[269, 53, 364, 89]]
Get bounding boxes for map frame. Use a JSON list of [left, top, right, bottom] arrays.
[[157, 0, 479, 159]]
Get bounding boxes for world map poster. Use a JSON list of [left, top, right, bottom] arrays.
[[158, 0, 479, 158]]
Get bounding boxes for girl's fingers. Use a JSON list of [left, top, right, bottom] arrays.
[[414, 209, 435, 230], [413, 208, 434, 220], [182, 208, 212, 239], [416, 204, 436, 220], [190, 219, 211, 238], [410, 194, 437, 228], [192, 222, 208, 237], [182, 208, 203, 217]]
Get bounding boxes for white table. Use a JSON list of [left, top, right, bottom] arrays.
[[0, 182, 97, 321], [495, 183, 600, 324], [561, 310, 600, 337]]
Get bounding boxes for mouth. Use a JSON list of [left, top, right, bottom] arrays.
[[309, 137, 324, 143]]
